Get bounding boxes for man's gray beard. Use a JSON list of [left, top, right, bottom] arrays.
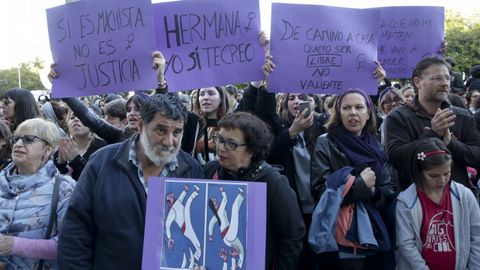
[[140, 131, 179, 166]]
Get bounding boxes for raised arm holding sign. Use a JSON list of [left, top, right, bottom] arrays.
[[46, 0, 157, 98]]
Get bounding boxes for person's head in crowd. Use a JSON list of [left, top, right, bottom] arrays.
[[412, 56, 451, 107], [215, 112, 272, 172], [0, 121, 12, 169], [68, 112, 92, 139], [89, 103, 103, 117], [12, 118, 60, 174], [138, 94, 187, 166], [235, 89, 244, 102], [178, 93, 192, 111], [190, 90, 198, 111], [104, 94, 123, 105], [1, 88, 40, 131], [393, 83, 402, 90], [471, 64, 480, 78], [279, 93, 315, 123], [378, 87, 403, 115], [126, 93, 148, 132], [104, 99, 127, 129], [225, 85, 239, 110], [409, 137, 451, 191], [448, 93, 468, 109], [41, 100, 70, 135], [193, 86, 229, 119], [325, 88, 377, 135], [400, 85, 415, 104], [466, 89, 480, 112], [445, 57, 457, 70]]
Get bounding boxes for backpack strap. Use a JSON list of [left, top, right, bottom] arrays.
[[37, 176, 62, 270]]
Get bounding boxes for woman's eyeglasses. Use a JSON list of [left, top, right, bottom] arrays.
[[13, 135, 50, 146], [213, 134, 247, 151]]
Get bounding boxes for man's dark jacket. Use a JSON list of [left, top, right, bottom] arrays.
[[385, 100, 480, 190], [58, 134, 204, 270]]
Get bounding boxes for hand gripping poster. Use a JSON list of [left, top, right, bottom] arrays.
[[142, 177, 266, 270]]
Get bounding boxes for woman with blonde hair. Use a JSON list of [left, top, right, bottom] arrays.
[[0, 118, 76, 269]]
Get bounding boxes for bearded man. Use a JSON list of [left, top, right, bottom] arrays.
[[58, 94, 204, 270]]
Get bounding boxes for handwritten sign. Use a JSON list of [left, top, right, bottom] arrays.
[[268, 4, 380, 95], [46, 0, 157, 98], [153, 0, 264, 91], [142, 177, 266, 270], [377, 6, 444, 79]]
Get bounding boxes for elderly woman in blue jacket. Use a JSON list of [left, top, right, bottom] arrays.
[[396, 138, 480, 270], [0, 118, 76, 269]]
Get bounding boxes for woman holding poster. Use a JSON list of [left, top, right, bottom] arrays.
[[204, 112, 305, 270]]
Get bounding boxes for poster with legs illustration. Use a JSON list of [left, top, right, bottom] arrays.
[[142, 177, 266, 270]]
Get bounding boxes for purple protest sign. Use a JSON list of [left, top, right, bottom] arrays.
[[153, 0, 264, 91], [376, 6, 445, 79], [46, 0, 157, 98], [142, 177, 266, 270], [268, 4, 380, 95]]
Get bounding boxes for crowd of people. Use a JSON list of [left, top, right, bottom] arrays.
[[0, 36, 479, 270]]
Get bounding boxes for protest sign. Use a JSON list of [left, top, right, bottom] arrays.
[[46, 0, 157, 98], [142, 177, 266, 270], [268, 4, 380, 95], [153, 0, 264, 91], [377, 6, 444, 78]]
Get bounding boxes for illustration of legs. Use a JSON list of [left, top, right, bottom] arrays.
[[184, 185, 202, 261], [223, 189, 245, 268], [181, 248, 195, 269]]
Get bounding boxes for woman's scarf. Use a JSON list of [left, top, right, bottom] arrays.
[[0, 160, 57, 198], [329, 125, 387, 178]]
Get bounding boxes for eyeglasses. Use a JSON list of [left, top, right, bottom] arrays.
[[384, 97, 403, 105], [428, 75, 454, 83], [213, 134, 247, 151], [13, 135, 50, 146]]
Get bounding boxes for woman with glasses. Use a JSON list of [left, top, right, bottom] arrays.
[[378, 87, 404, 145], [0, 118, 76, 269], [204, 112, 305, 270], [1, 88, 39, 132]]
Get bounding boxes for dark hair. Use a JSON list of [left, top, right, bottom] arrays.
[[448, 93, 467, 109], [105, 99, 127, 120], [193, 86, 230, 119], [412, 56, 449, 94], [410, 138, 452, 189], [325, 88, 377, 134], [0, 121, 12, 170], [224, 85, 238, 97], [219, 112, 272, 163], [466, 89, 480, 103], [140, 94, 187, 125], [126, 94, 147, 113], [4, 88, 40, 130], [104, 94, 123, 104]]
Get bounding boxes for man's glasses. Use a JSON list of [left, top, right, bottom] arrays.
[[213, 134, 247, 151], [428, 75, 454, 83], [13, 135, 50, 146]]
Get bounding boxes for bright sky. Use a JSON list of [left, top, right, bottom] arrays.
[[0, 0, 479, 71]]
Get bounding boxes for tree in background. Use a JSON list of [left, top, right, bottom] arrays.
[[0, 57, 45, 96], [445, 9, 480, 77]]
